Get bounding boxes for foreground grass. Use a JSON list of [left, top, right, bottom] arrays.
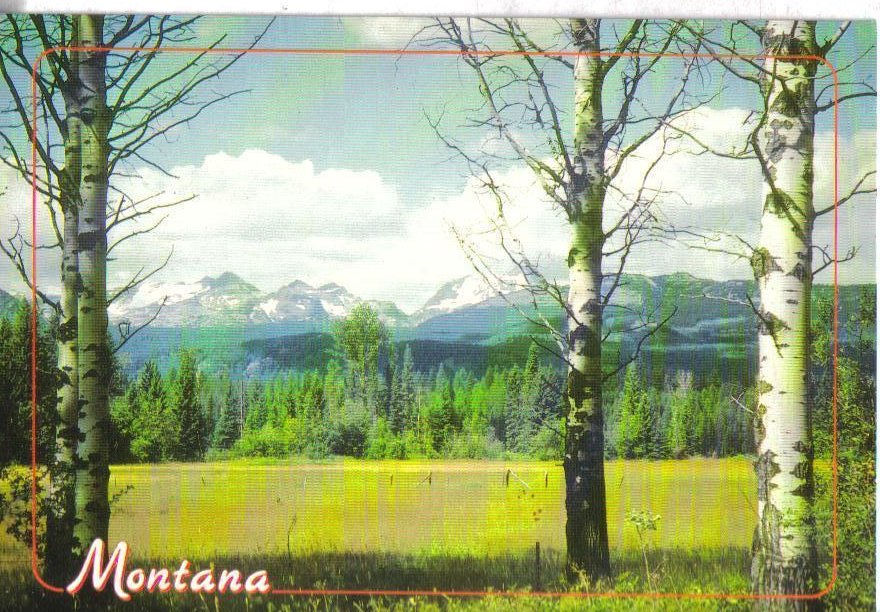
[[0, 458, 843, 609], [0, 548, 754, 611], [2, 458, 759, 567], [108, 458, 756, 557]]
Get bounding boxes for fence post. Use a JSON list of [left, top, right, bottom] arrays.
[[534, 541, 541, 591]]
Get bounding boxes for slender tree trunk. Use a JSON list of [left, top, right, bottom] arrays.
[[73, 14, 111, 553], [44, 36, 82, 581], [563, 18, 610, 581], [751, 20, 819, 608]]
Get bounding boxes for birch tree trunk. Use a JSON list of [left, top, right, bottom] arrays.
[[563, 18, 611, 580], [751, 20, 819, 606], [44, 37, 82, 580], [73, 14, 111, 552]]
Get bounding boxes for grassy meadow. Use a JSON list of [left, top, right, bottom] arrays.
[[100, 457, 757, 560], [0, 458, 844, 610], [0, 457, 840, 610]]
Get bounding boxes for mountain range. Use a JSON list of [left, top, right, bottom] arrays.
[[107, 272, 475, 329], [2, 272, 873, 383]]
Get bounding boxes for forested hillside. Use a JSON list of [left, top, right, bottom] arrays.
[[2, 286, 871, 465], [41, 273, 870, 387]]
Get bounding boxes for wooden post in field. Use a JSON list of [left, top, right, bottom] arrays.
[[534, 541, 541, 591]]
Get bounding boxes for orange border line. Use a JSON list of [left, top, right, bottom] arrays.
[[29, 44, 840, 601]]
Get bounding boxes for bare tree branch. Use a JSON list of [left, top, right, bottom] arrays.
[[815, 170, 876, 217]]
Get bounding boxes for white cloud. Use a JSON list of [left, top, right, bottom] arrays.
[[428, 106, 875, 288], [344, 17, 433, 48], [343, 17, 566, 51], [0, 162, 63, 297], [0, 107, 874, 314], [104, 149, 444, 310]]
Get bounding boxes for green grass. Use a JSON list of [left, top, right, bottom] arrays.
[[83, 458, 757, 559], [0, 548, 754, 611], [0, 458, 838, 609]]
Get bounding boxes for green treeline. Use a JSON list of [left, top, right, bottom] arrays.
[[107, 304, 755, 463], [0, 300, 57, 464], [2, 296, 871, 466]]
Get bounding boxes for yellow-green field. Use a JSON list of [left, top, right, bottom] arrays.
[[1, 457, 758, 568]]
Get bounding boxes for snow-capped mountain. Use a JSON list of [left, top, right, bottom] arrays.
[[11, 270, 866, 382], [108, 272, 261, 326], [91, 270, 768, 336], [248, 280, 359, 324], [363, 300, 411, 328], [108, 273, 422, 328], [410, 276, 500, 325], [107, 271, 529, 330]]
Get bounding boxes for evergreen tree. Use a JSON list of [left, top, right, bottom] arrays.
[[0, 306, 26, 464], [391, 345, 416, 434], [616, 364, 654, 459], [0, 300, 56, 464], [665, 371, 693, 459], [299, 371, 325, 417], [213, 382, 242, 450], [170, 349, 206, 461], [506, 344, 542, 454], [426, 365, 456, 452], [128, 361, 172, 462], [245, 380, 269, 431]]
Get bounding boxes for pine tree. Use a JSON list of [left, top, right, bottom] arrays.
[[616, 364, 653, 459], [0, 300, 55, 463], [213, 382, 242, 450], [504, 353, 542, 456], [170, 349, 205, 461], [0, 315, 19, 464], [244, 379, 269, 430], [665, 371, 693, 459], [128, 361, 172, 462], [391, 345, 416, 434], [426, 365, 456, 452]]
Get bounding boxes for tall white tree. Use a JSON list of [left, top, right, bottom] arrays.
[[0, 13, 271, 579], [751, 20, 821, 603], [683, 19, 875, 605], [422, 18, 701, 580]]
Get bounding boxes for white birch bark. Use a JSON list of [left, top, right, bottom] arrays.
[[73, 14, 111, 552], [45, 35, 82, 578], [563, 18, 610, 579], [751, 20, 819, 606]]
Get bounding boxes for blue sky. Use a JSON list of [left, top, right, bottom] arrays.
[[1, 17, 876, 311]]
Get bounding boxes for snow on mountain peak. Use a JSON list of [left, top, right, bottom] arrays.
[[106, 272, 506, 329], [108, 279, 206, 319], [257, 297, 279, 317], [411, 275, 500, 324]]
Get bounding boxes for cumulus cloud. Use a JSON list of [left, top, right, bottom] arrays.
[[433, 106, 875, 287], [0, 108, 873, 312], [0, 162, 63, 296], [344, 17, 433, 48]]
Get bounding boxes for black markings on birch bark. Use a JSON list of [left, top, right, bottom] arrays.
[[45, 26, 83, 582], [72, 14, 112, 555], [751, 20, 819, 606], [562, 18, 611, 581]]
